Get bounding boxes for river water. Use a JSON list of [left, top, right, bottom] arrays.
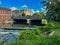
[[0, 29, 20, 44]]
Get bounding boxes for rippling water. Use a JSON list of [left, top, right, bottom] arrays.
[[0, 29, 20, 43]]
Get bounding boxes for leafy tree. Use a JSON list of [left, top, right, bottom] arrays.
[[33, 12, 46, 19], [39, 12, 46, 19], [33, 12, 39, 16], [22, 13, 25, 16], [42, 0, 60, 22]]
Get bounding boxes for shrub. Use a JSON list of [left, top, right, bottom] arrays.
[[39, 22, 60, 32]]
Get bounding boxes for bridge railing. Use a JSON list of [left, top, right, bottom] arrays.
[[13, 16, 42, 19]]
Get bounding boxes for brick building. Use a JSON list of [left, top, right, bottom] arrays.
[[0, 7, 12, 28]]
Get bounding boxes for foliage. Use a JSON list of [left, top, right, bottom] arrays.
[[39, 22, 60, 32], [22, 13, 25, 16], [48, 29, 60, 45], [10, 28, 46, 45], [33, 12, 46, 19], [42, 0, 60, 22], [0, 20, 5, 24], [33, 12, 39, 16], [39, 12, 46, 19]]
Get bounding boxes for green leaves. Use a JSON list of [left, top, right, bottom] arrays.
[[43, 0, 60, 22]]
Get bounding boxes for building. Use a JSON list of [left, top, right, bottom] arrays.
[[12, 9, 33, 27], [12, 10, 33, 19], [12, 9, 33, 17], [0, 7, 12, 28], [12, 10, 24, 17], [24, 10, 32, 16]]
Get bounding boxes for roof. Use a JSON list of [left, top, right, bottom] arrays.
[[12, 10, 24, 11], [0, 7, 11, 10]]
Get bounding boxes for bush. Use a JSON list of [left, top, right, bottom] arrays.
[[10, 28, 46, 45], [39, 22, 60, 32], [47, 28, 60, 45]]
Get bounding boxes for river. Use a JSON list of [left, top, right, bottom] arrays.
[[0, 29, 19, 43]]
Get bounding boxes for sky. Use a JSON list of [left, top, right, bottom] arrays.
[[0, 0, 47, 13]]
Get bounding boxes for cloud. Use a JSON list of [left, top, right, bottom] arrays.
[[41, 6, 46, 11], [30, 9, 40, 14], [41, 7, 46, 13], [44, 6, 46, 9], [36, 10, 40, 13], [10, 7, 18, 11], [31, 9, 35, 13], [21, 5, 27, 8], [41, 8, 44, 10], [0, 1, 2, 4]]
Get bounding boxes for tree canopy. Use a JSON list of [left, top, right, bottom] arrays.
[[42, 0, 60, 22]]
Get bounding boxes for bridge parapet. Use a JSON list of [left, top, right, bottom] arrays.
[[13, 16, 42, 20]]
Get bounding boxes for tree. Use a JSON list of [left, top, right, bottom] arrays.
[[22, 13, 25, 16], [33, 12, 46, 19], [39, 12, 46, 19], [33, 12, 39, 16], [42, 0, 60, 22]]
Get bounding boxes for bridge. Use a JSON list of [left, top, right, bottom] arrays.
[[13, 16, 45, 27]]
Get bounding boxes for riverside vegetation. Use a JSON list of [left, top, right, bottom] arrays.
[[0, 22, 60, 45]]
